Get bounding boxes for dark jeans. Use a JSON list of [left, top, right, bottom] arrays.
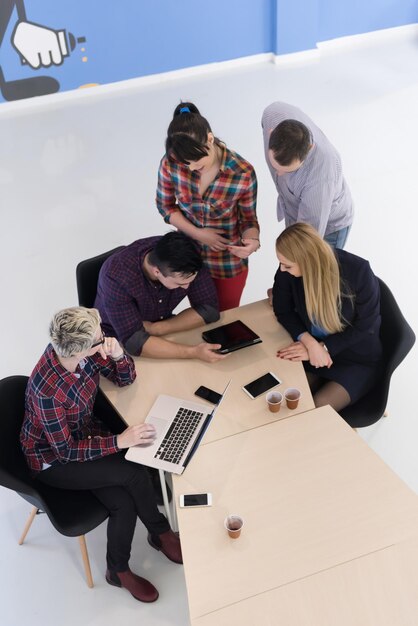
[[38, 452, 169, 572]]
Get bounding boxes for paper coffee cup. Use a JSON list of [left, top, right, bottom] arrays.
[[224, 514, 244, 539], [284, 388, 301, 409], [266, 391, 283, 413]]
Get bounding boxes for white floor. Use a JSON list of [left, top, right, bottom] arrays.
[[1, 31, 418, 626]]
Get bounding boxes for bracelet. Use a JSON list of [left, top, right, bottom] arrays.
[[322, 343, 329, 353], [111, 353, 125, 361]]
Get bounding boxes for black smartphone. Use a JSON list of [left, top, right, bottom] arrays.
[[242, 372, 282, 399], [195, 385, 222, 405]]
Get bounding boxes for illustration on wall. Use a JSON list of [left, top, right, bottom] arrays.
[[0, 0, 86, 102]]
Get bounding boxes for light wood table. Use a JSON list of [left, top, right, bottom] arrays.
[[100, 299, 315, 443], [192, 536, 418, 626], [173, 405, 418, 622]]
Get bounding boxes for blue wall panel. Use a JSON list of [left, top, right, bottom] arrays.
[[319, 0, 418, 42], [275, 0, 318, 55], [0, 0, 272, 102], [0, 0, 417, 103]]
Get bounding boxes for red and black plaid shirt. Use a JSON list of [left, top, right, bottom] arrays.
[[156, 146, 259, 279], [20, 344, 136, 474]]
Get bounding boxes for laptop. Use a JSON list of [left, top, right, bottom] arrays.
[[202, 320, 262, 354], [125, 381, 231, 475]]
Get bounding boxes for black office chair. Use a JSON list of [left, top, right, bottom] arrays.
[[76, 245, 129, 436], [340, 278, 415, 428], [76, 246, 125, 308], [0, 375, 110, 588]]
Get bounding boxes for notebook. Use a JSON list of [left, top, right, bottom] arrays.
[[202, 320, 262, 354], [125, 381, 231, 475]]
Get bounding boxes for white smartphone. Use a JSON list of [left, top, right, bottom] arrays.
[[179, 493, 212, 508], [242, 372, 282, 399]]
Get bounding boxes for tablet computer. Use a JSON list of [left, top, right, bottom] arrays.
[[202, 320, 262, 354]]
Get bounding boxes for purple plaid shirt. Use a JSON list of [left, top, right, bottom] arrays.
[[94, 236, 219, 355], [20, 345, 136, 474]]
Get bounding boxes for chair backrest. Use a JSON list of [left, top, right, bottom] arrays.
[[340, 277, 415, 427], [0, 376, 39, 498], [76, 246, 125, 308], [378, 278, 416, 377], [0, 375, 110, 536]]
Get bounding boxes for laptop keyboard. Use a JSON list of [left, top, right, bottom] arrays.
[[154, 407, 204, 464]]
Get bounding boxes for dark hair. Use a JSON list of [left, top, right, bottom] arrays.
[[148, 231, 203, 276], [268, 119, 311, 166], [165, 101, 221, 163]]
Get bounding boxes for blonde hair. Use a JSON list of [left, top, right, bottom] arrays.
[[275, 223, 345, 334], [49, 307, 101, 358]]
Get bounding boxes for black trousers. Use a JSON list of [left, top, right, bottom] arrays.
[[38, 452, 170, 572]]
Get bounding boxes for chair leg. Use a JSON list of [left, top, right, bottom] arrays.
[[158, 469, 174, 529], [78, 535, 94, 588], [18, 506, 38, 545]]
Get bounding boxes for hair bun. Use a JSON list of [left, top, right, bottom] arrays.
[[173, 102, 200, 118]]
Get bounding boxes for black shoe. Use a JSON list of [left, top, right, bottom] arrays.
[[147, 467, 172, 505]]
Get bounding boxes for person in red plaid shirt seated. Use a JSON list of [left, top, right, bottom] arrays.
[[156, 102, 260, 311], [21, 307, 182, 603]]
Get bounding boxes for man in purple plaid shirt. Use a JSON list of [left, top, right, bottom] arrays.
[[95, 231, 225, 362]]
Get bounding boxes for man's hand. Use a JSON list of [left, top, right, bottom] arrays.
[[117, 424, 157, 449], [192, 342, 227, 363], [196, 228, 229, 251], [277, 341, 309, 361], [143, 320, 161, 336]]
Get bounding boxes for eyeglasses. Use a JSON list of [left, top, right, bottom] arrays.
[[91, 331, 105, 349]]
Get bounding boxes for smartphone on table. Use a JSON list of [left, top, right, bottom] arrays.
[[195, 385, 222, 405], [242, 372, 282, 399], [179, 493, 212, 508]]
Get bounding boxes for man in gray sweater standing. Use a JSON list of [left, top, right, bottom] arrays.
[[262, 101, 353, 249]]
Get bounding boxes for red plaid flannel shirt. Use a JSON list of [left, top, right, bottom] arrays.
[[156, 146, 259, 279]]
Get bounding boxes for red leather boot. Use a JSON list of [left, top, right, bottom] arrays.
[[147, 529, 183, 564], [106, 567, 159, 602]]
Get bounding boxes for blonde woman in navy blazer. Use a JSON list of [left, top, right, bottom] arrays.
[[273, 223, 382, 412]]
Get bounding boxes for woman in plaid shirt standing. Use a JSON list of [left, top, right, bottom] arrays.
[[156, 102, 260, 311]]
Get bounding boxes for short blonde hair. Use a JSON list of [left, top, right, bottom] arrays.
[[49, 307, 101, 358], [275, 223, 345, 334]]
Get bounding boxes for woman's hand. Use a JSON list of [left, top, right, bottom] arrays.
[[228, 238, 260, 259], [307, 341, 333, 368], [117, 423, 157, 449], [99, 337, 124, 360], [298, 333, 333, 369], [196, 228, 229, 251], [277, 341, 309, 361]]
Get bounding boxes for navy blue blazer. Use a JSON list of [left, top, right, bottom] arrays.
[[273, 249, 382, 364]]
